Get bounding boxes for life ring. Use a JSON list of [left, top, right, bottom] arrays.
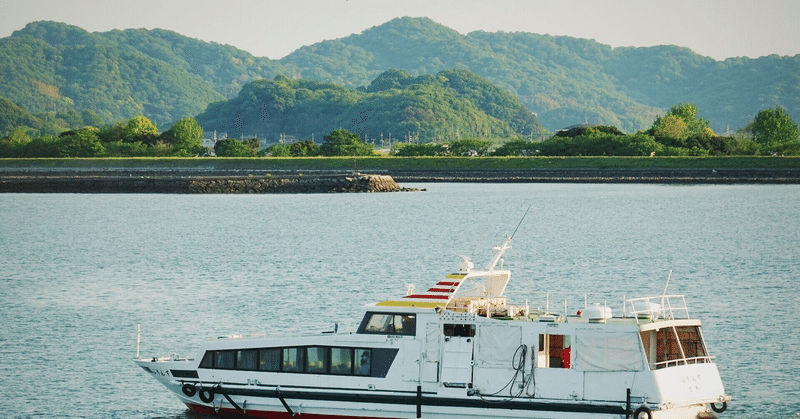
[[710, 401, 727, 413], [181, 383, 196, 397], [633, 406, 653, 419], [199, 388, 215, 403]]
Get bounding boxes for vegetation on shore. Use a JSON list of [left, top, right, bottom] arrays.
[[2, 156, 798, 171]]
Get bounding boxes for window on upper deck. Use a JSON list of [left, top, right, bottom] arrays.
[[640, 325, 709, 369], [358, 313, 416, 335]]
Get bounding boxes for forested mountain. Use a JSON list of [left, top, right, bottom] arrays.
[[2, 18, 799, 136], [281, 17, 800, 133], [196, 69, 544, 142], [0, 21, 293, 132]]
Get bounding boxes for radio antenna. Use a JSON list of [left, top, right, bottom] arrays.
[[511, 205, 532, 239]]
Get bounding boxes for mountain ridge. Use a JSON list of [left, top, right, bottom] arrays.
[[2, 18, 798, 135]]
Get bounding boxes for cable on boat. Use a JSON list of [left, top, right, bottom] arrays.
[[478, 344, 535, 403]]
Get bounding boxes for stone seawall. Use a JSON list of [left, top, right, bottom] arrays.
[[386, 168, 800, 184], [0, 172, 406, 193]]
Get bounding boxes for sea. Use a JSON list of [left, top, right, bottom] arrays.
[[0, 183, 798, 419]]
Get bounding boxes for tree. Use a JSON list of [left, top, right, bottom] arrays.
[[124, 116, 158, 144], [0, 127, 31, 157], [163, 117, 204, 153], [492, 138, 537, 156], [265, 143, 291, 157], [214, 138, 257, 157], [320, 129, 374, 156], [751, 106, 799, 152], [289, 140, 319, 156], [447, 138, 492, 156], [652, 115, 688, 142], [665, 103, 710, 136], [394, 142, 447, 156], [81, 109, 104, 127], [58, 127, 106, 157]]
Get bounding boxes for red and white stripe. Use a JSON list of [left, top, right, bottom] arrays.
[[403, 275, 465, 301]]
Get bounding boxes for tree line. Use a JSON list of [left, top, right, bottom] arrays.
[[2, 103, 798, 158]]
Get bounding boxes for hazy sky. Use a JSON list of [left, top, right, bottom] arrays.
[[2, 0, 799, 61]]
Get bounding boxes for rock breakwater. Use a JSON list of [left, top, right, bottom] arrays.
[[0, 171, 408, 193]]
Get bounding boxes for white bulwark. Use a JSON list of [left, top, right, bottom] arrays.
[[136, 235, 730, 419]]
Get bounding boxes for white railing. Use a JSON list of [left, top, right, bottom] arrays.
[[626, 295, 690, 323], [652, 355, 714, 369]]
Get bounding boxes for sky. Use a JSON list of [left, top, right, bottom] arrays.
[[2, 0, 799, 61]]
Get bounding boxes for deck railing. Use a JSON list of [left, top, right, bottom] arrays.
[[626, 295, 690, 323], [652, 355, 714, 369]]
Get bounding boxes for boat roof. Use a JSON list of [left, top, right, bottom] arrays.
[[375, 236, 514, 311]]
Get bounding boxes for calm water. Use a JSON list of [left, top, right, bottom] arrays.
[[1, 184, 798, 419]]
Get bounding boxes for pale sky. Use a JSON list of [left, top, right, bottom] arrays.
[[2, 0, 799, 61]]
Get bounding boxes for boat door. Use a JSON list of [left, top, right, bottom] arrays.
[[440, 324, 475, 387]]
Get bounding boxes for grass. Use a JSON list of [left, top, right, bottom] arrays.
[[1, 156, 798, 170]]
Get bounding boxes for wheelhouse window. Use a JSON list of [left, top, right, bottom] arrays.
[[358, 312, 416, 335]]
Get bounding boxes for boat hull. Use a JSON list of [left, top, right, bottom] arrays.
[[153, 377, 704, 419]]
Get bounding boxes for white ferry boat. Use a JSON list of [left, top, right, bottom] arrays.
[[135, 235, 730, 419]]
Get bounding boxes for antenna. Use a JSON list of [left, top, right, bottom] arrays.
[[660, 270, 673, 312], [511, 205, 532, 239]]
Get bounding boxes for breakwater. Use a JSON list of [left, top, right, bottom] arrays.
[[1, 167, 798, 193], [0, 170, 406, 193], [387, 168, 800, 184]]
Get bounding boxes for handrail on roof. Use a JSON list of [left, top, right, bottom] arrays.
[[626, 295, 690, 324]]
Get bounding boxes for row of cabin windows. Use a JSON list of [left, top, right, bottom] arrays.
[[199, 346, 373, 376]]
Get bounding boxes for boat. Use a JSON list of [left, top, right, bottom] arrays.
[[135, 234, 730, 419]]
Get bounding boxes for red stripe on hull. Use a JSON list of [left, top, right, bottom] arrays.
[[403, 294, 450, 299], [426, 288, 455, 293], [187, 403, 399, 419], [436, 282, 460, 286]]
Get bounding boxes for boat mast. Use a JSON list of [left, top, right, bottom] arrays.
[[486, 235, 512, 271]]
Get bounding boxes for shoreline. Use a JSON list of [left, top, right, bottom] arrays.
[[1, 167, 799, 193]]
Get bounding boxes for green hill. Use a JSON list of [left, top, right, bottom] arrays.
[[280, 17, 800, 133], [2, 18, 799, 135], [0, 21, 293, 129], [196, 69, 544, 142], [0, 95, 59, 136]]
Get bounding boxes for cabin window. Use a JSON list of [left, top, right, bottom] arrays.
[[330, 347, 353, 374], [259, 348, 281, 371], [236, 349, 258, 370], [306, 347, 329, 374], [282, 347, 303, 372], [354, 348, 371, 375], [215, 350, 236, 369], [199, 351, 213, 368], [444, 324, 476, 337], [538, 334, 571, 368], [359, 313, 416, 335]]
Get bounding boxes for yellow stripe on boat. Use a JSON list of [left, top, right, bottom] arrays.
[[376, 300, 444, 308], [446, 273, 467, 279]]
